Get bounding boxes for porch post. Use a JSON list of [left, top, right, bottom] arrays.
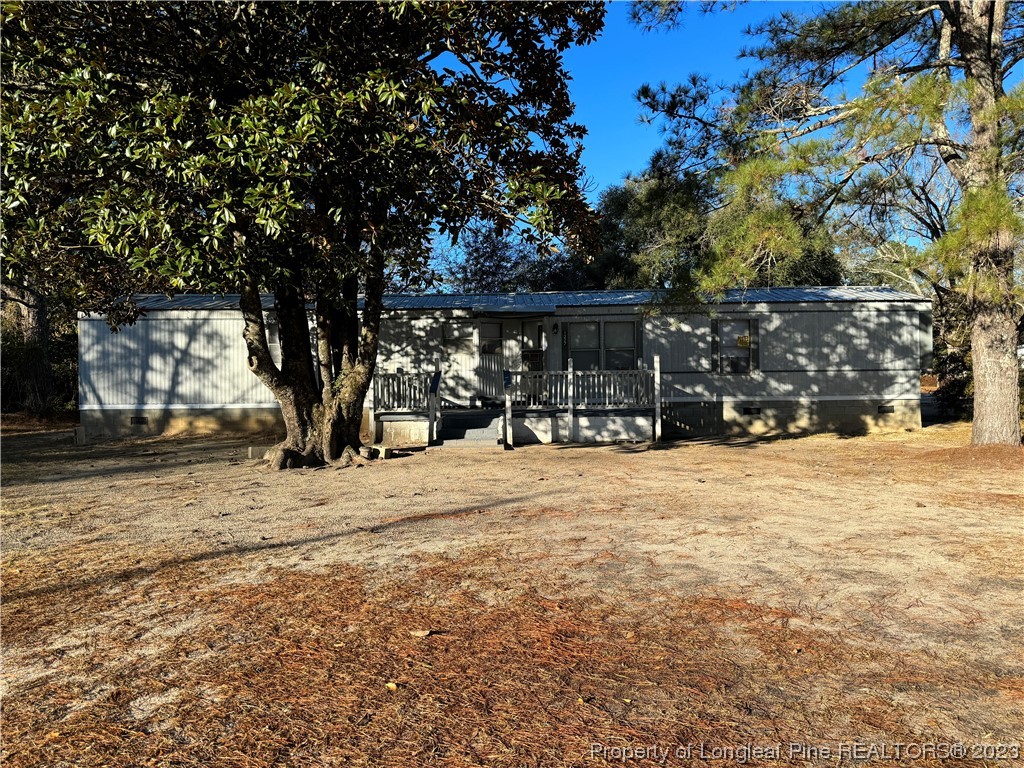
[[653, 354, 662, 443], [567, 357, 576, 443], [505, 383, 513, 448], [427, 365, 442, 445], [428, 394, 436, 445], [369, 374, 378, 444]]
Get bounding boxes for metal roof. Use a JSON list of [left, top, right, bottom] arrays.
[[716, 286, 927, 304], [385, 290, 657, 310], [128, 294, 274, 311], [384, 286, 927, 309], [124, 286, 926, 313]]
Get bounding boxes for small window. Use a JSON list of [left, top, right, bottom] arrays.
[[480, 322, 502, 356], [717, 319, 758, 375], [444, 323, 475, 356]]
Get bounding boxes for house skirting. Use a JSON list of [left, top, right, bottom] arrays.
[[511, 409, 654, 444], [663, 398, 921, 438], [79, 406, 377, 441], [80, 406, 285, 438], [79, 400, 919, 443]]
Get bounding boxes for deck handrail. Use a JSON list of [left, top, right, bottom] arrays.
[[575, 369, 654, 407], [504, 368, 653, 409], [373, 371, 434, 412]]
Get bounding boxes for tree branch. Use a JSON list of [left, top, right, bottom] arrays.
[[240, 277, 284, 389]]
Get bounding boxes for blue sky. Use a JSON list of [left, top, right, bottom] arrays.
[[564, 1, 812, 203], [567, 2, 1022, 204]]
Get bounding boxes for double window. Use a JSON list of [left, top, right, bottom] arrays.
[[567, 320, 638, 370]]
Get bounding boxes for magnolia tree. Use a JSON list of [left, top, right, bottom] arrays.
[[636, 0, 1023, 445], [3, 1, 604, 467]]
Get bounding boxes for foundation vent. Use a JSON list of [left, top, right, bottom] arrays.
[[130, 416, 150, 426], [742, 407, 762, 416], [877, 405, 895, 414]]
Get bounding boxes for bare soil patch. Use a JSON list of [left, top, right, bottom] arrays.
[[2, 423, 1022, 766]]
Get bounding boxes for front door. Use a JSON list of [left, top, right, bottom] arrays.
[[477, 321, 504, 402]]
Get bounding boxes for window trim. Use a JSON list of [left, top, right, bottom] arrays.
[[563, 318, 641, 370], [712, 318, 760, 375], [479, 321, 503, 356]]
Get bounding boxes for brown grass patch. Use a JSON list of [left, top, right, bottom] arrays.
[[3, 549, 1010, 768], [913, 445, 1024, 471]]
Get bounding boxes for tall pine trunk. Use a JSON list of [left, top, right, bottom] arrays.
[[970, 304, 1021, 445], [946, 3, 1021, 445]]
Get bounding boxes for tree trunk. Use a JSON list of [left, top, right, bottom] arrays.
[[943, 2, 1020, 445], [336, 359, 375, 450], [272, 388, 325, 469], [970, 305, 1021, 445], [240, 279, 327, 469], [240, 240, 388, 468], [319, 250, 386, 461]]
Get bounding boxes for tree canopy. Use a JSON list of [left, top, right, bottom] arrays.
[[2, 0, 605, 465]]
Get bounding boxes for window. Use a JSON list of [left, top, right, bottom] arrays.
[[568, 322, 601, 370], [567, 319, 638, 370], [714, 319, 759, 374], [480, 322, 502, 356], [443, 323, 475, 356], [604, 321, 636, 370]]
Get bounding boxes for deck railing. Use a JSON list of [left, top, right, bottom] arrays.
[[575, 369, 654, 407], [373, 372, 434, 412], [372, 370, 442, 444], [502, 357, 663, 446], [505, 367, 654, 408], [505, 371, 571, 407]]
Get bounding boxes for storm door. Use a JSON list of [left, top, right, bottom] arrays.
[[476, 321, 505, 402]]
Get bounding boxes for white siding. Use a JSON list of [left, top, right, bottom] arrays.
[[759, 308, 919, 372], [79, 297, 929, 415], [643, 304, 925, 403], [644, 316, 713, 372], [79, 313, 276, 409], [377, 312, 443, 373]]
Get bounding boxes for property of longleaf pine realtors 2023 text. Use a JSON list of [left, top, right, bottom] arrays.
[[588, 742, 1022, 763]]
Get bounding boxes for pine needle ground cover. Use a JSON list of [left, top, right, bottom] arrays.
[[2, 425, 1021, 766]]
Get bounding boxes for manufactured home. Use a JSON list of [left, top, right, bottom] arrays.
[[78, 287, 932, 443]]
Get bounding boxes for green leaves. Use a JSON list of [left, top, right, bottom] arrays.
[[930, 185, 1023, 302], [4, 0, 604, 309]]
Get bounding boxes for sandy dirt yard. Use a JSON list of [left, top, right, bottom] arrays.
[[1, 422, 1022, 767]]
